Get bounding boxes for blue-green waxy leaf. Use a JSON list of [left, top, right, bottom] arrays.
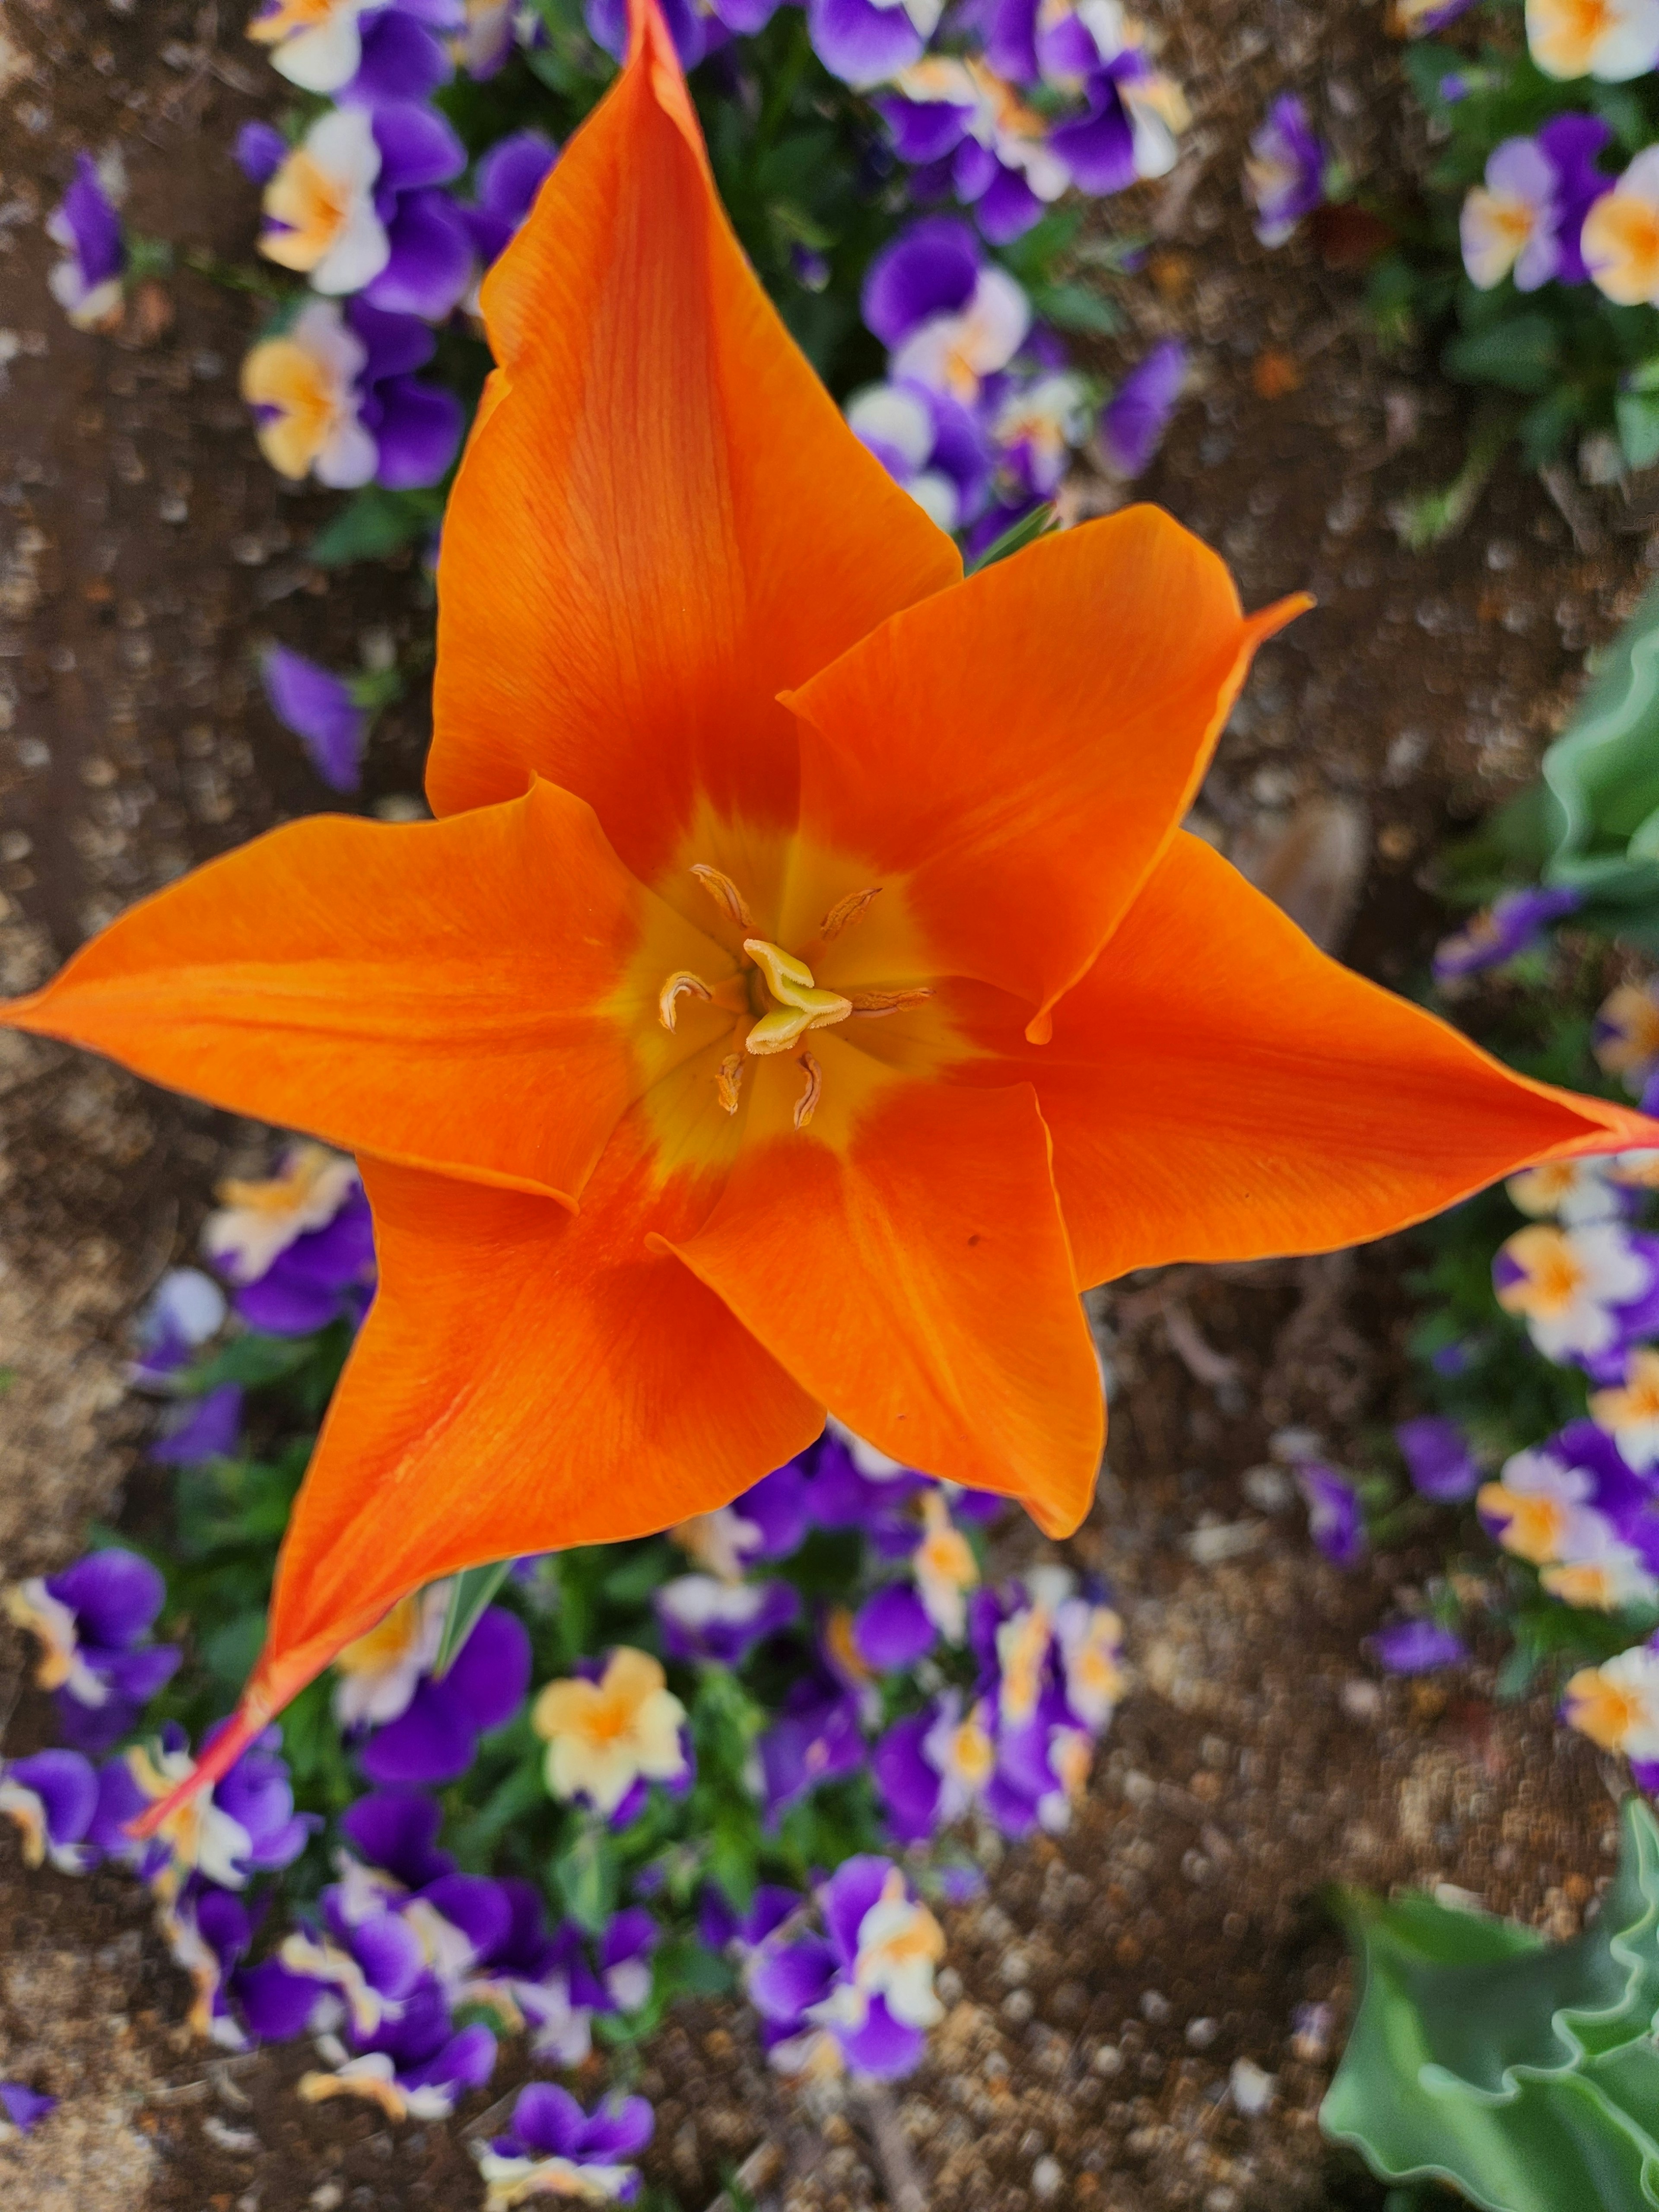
[[1322, 1798, 1659, 2212], [432, 1560, 513, 1678]]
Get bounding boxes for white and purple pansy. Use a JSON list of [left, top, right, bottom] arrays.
[[879, 57, 1071, 243], [0, 1749, 100, 1874], [46, 152, 127, 332], [861, 218, 1032, 409], [242, 295, 462, 493], [259, 99, 472, 321], [1592, 1347, 1659, 1474], [1506, 1154, 1632, 1227], [748, 1857, 945, 2081], [532, 1648, 691, 1821], [1597, 979, 1659, 1099], [129, 1268, 226, 1391], [202, 1142, 378, 1336], [874, 1690, 998, 1841], [248, 0, 463, 101], [298, 1984, 498, 2122], [1494, 1220, 1659, 1374], [1460, 117, 1614, 292], [334, 1590, 530, 1784], [1478, 1421, 1659, 1610], [95, 1721, 313, 1900], [757, 1667, 866, 1823], [4, 1547, 180, 1753], [159, 1883, 257, 2049], [654, 1573, 801, 1666], [845, 378, 991, 534], [477, 2082, 655, 2209], [1564, 1637, 1659, 1786], [1244, 92, 1326, 249]]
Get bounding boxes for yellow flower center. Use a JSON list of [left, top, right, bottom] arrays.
[[337, 1591, 426, 1676], [248, 0, 343, 39], [653, 862, 934, 1132]]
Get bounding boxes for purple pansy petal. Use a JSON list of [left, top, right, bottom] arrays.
[[342, 1789, 454, 1887], [873, 1713, 942, 1843], [476, 128, 558, 226], [1433, 885, 1582, 983], [1538, 111, 1613, 287], [443, 1605, 532, 1734], [347, 295, 438, 381], [510, 2081, 588, 2157], [150, 1383, 244, 1465], [877, 92, 975, 166], [576, 2093, 655, 2161], [861, 216, 981, 347], [343, 8, 453, 104], [1297, 1462, 1366, 1567], [836, 1993, 925, 2079], [0, 2082, 57, 2133], [233, 1956, 323, 2041], [731, 1461, 813, 1559], [1368, 1621, 1468, 1673], [369, 101, 467, 194], [59, 154, 125, 289], [807, 0, 925, 83], [1050, 97, 1138, 197], [46, 1548, 164, 1649], [974, 167, 1046, 245], [820, 1855, 892, 1967], [404, 2019, 498, 2096], [368, 374, 463, 489], [234, 122, 288, 185], [359, 1678, 478, 1785], [985, 0, 1039, 79], [854, 1584, 938, 1670], [364, 187, 474, 320], [1100, 340, 1186, 477], [423, 1873, 513, 1961], [1396, 1415, 1482, 1503], [9, 1751, 98, 1847], [260, 645, 367, 795], [749, 1935, 839, 2022]]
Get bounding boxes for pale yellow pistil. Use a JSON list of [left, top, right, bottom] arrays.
[[741, 938, 853, 1055]]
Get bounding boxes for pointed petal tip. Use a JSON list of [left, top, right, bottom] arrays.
[[1246, 590, 1315, 644], [125, 1696, 273, 1841]]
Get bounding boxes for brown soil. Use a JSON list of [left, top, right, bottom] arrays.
[[0, 0, 1652, 2206]]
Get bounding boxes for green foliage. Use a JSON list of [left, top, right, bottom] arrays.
[[434, 1560, 515, 1678], [308, 486, 446, 567], [966, 502, 1058, 574], [1323, 1799, 1659, 2211]]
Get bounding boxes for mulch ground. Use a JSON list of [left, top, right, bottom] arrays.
[[1, 0, 1652, 2206]]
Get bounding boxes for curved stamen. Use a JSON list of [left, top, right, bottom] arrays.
[[658, 971, 712, 1032], [716, 1052, 745, 1115], [793, 1050, 824, 1131], [690, 863, 753, 929], [820, 886, 881, 940]]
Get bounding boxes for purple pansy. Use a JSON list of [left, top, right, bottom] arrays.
[[879, 58, 1071, 245], [862, 215, 982, 348], [47, 153, 126, 331], [160, 1883, 258, 2048], [1047, 50, 1183, 201], [129, 1268, 226, 1390], [0, 2082, 56, 2136], [361, 102, 472, 320], [235, 121, 290, 185], [1397, 1414, 1483, 1503], [353, 1605, 531, 1785], [458, 128, 559, 276], [807, 0, 941, 89], [1297, 1462, 1366, 1567], [248, 0, 461, 103], [297, 1967, 498, 2120], [655, 1574, 801, 1666], [0, 1749, 100, 1874], [1368, 1620, 1469, 1673], [149, 1382, 245, 1467], [1540, 114, 1615, 285], [700, 1883, 801, 1956], [1433, 886, 1582, 983], [1245, 94, 1326, 248], [259, 645, 369, 794], [757, 1672, 867, 1824], [748, 1856, 944, 2081], [1100, 339, 1186, 476], [1493, 1221, 1659, 1380], [845, 379, 991, 533], [230, 1182, 377, 1338], [472, 1891, 609, 2063], [5, 1547, 180, 1752], [874, 1692, 996, 1841], [480, 2083, 655, 2206], [95, 1722, 313, 1896]]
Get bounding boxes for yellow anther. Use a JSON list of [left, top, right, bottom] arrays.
[[793, 1051, 824, 1131], [716, 1052, 745, 1116], [690, 863, 753, 929], [658, 971, 712, 1032], [820, 886, 881, 940], [846, 986, 934, 1017], [741, 937, 852, 1056]]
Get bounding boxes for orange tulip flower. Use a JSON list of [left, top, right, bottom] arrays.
[[6, 0, 1654, 1827]]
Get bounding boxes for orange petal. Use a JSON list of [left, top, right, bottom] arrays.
[[424, 0, 960, 888], [954, 832, 1659, 1286], [2, 781, 716, 1202], [784, 507, 1306, 1038], [252, 1114, 819, 1723], [667, 1074, 1103, 1537]]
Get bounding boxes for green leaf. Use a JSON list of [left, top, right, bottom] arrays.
[[1029, 281, 1122, 336], [553, 1820, 622, 1934], [187, 1330, 314, 1393], [308, 486, 442, 568], [966, 502, 1057, 575], [1322, 1797, 1659, 2211], [1443, 313, 1559, 395], [432, 1561, 514, 1678]]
